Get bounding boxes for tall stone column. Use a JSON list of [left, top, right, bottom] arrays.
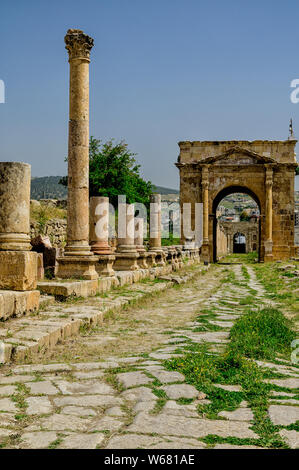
[[57, 29, 98, 279], [149, 194, 162, 250], [135, 217, 148, 269], [114, 204, 139, 271], [201, 165, 210, 264], [90, 197, 115, 276], [0, 162, 39, 297], [264, 165, 273, 262], [149, 194, 165, 266]]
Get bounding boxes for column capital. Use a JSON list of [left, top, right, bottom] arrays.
[[64, 29, 94, 62]]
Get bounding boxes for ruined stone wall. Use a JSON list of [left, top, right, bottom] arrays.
[[30, 219, 66, 248], [219, 220, 259, 253]]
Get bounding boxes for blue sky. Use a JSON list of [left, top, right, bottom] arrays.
[[1, 0, 299, 189]]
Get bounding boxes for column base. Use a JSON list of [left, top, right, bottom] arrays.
[[137, 251, 149, 269], [91, 241, 112, 255], [56, 255, 99, 280], [96, 254, 116, 277], [63, 243, 93, 257], [0, 251, 37, 291], [148, 248, 165, 266], [114, 252, 139, 271], [146, 251, 157, 267]]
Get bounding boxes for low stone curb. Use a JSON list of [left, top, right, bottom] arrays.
[[0, 262, 206, 365]]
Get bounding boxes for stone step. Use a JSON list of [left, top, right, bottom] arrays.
[[0, 263, 204, 364]]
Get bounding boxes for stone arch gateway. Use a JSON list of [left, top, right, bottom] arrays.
[[176, 140, 297, 262]]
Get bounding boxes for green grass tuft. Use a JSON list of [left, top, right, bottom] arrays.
[[229, 307, 296, 360]]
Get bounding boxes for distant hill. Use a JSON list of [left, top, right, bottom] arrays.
[[31, 177, 179, 200], [31, 176, 67, 200], [152, 185, 179, 195]]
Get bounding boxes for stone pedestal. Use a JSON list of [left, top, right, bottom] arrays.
[[96, 254, 116, 277], [56, 29, 98, 280], [0, 251, 38, 291], [56, 256, 99, 280]]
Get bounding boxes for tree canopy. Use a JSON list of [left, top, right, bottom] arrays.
[[60, 137, 153, 206]]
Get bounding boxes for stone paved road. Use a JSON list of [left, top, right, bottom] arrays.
[[0, 264, 298, 449]]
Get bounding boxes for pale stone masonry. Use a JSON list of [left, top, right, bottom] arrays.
[[149, 194, 165, 266], [114, 204, 139, 271], [89, 197, 115, 276], [57, 29, 98, 280], [0, 162, 39, 319], [176, 140, 297, 262]]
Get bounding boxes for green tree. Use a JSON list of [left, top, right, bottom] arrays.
[[60, 137, 153, 206]]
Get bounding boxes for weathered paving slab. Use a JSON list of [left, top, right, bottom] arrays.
[[25, 381, 58, 395], [26, 396, 53, 415], [128, 411, 259, 439], [62, 406, 97, 417], [0, 398, 17, 413], [117, 372, 152, 388], [162, 384, 199, 400], [53, 395, 122, 408], [266, 378, 299, 389], [268, 405, 299, 426], [54, 380, 114, 395], [148, 369, 185, 384], [21, 431, 57, 449], [35, 414, 92, 432], [218, 408, 254, 421], [58, 433, 105, 449], [279, 429, 299, 449]]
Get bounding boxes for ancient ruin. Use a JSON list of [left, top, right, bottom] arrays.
[[176, 140, 297, 262]]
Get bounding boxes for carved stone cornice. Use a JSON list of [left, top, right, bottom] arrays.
[[65, 29, 94, 62]]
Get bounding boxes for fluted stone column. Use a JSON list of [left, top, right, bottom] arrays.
[[0, 162, 38, 294], [149, 194, 165, 266], [57, 29, 98, 279], [114, 204, 139, 271], [135, 217, 148, 269], [201, 165, 210, 264], [264, 165, 273, 262]]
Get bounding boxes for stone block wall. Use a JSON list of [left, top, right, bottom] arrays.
[[30, 219, 66, 248]]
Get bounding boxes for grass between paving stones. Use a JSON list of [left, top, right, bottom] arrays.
[[229, 307, 296, 361], [164, 266, 297, 448], [165, 344, 286, 447], [253, 263, 299, 322]]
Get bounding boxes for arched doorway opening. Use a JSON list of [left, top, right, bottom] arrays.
[[233, 232, 246, 253], [212, 185, 261, 262]]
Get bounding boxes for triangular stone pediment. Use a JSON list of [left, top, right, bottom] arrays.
[[199, 146, 276, 165]]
